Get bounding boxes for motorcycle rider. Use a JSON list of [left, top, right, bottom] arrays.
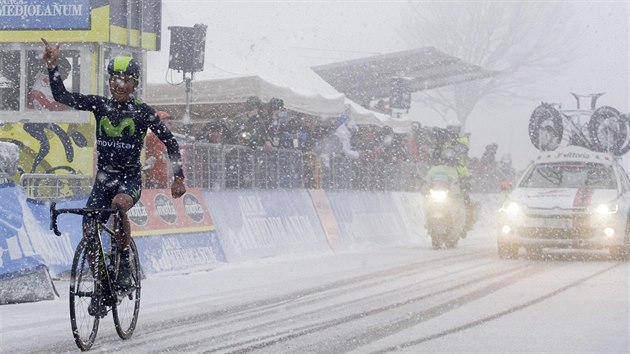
[[430, 123, 475, 235]]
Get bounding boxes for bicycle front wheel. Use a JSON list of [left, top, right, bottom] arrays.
[[113, 238, 141, 339], [69, 238, 100, 351]]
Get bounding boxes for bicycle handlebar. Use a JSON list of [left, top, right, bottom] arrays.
[[49, 202, 119, 237]]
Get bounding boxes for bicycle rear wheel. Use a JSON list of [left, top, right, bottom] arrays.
[[113, 238, 141, 339], [69, 238, 100, 351]]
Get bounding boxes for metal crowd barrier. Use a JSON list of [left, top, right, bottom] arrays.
[[16, 144, 424, 199], [20, 173, 92, 200], [179, 143, 424, 192]]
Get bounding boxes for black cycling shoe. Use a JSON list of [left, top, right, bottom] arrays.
[[115, 249, 133, 292], [88, 296, 107, 318], [115, 265, 132, 292]]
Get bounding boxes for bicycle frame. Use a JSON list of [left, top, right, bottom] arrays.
[[50, 202, 121, 303], [50, 201, 141, 350]]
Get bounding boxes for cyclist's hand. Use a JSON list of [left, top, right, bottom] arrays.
[[41, 38, 60, 69], [171, 176, 186, 198]]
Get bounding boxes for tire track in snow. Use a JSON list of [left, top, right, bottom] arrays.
[[156, 258, 540, 353], [368, 261, 625, 353], [119, 250, 496, 352]]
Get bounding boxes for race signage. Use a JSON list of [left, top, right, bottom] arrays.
[[128, 188, 215, 236], [0, 0, 91, 30]]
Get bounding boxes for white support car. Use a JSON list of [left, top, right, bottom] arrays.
[[497, 146, 630, 260]]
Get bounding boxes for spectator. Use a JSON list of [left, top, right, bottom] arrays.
[[301, 116, 333, 189], [334, 114, 360, 160], [279, 113, 310, 150], [497, 153, 516, 191], [225, 96, 265, 188], [262, 97, 286, 152], [28, 56, 71, 111], [231, 96, 266, 149], [200, 119, 231, 144], [315, 114, 360, 189]]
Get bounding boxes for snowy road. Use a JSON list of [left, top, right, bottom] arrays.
[[2, 213, 629, 353]]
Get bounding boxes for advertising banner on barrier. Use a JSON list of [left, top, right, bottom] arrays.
[[23, 188, 225, 276], [325, 191, 410, 245], [390, 192, 426, 241], [308, 189, 342, 252], [0, 181, 48, 275], [0, 181, 57, 304], [202, 190, 330, 262], [129, 188, 215, 237]]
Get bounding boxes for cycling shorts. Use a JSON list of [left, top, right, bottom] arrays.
[[85, 169, 142, 224]]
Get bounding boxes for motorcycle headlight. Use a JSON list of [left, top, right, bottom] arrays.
[[595, 203, 618, 215], [430, 189, 448, 202]]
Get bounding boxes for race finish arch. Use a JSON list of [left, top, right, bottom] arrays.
[[0, 0, 162, 181]]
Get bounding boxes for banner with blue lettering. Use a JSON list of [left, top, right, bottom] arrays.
[[390, 192, 427, 241], [25, 198, 87, 276], [202, 190, 330, 262], [0, 0, 91, 30], [27, 196, 227, 275], [0, 181, 50, 276], [325, 191, 410, 246]]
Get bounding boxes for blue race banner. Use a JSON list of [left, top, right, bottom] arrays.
[[0, 0, 90, 30], [325, 191, 410, 245], [25, 198, 86, 276], [133, 232, 226, 274], [27, 197, 227, 275], [202, 190, 329, 263], [390, 192, 426, 240], [0, 182, 57, 304]]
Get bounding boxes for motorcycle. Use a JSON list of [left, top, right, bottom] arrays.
[[423, 165, 468, 249]]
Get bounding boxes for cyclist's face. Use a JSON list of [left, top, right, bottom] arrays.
[[109, 74, 138, 102]]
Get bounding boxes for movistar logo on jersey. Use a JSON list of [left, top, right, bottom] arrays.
[[99, 117, 135, 137]]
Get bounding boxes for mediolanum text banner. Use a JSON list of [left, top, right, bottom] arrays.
[[0, 0, 90, 30]]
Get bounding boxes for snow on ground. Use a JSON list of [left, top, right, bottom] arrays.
[[1, 195, 629, 353]]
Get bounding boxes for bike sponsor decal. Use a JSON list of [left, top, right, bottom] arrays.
[[154, 193, 177, 224], [183, 193, 204, 223], [128, 200, 148, 226]]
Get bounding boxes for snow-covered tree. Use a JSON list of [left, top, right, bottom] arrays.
[[402, 1, 580, 128]]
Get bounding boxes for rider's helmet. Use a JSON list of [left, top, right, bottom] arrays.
[[107, 56, 141, 80], [440, 147, 457, 165]]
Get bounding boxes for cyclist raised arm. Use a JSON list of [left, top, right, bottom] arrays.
[[42, 38, 186, 290]]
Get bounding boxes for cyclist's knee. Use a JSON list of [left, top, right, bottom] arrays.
[[111, 193, 133, 213]]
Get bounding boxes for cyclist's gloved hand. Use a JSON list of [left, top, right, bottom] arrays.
[[171, 176, 186, 199]]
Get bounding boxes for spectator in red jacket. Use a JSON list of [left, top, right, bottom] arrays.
[[28, 57, 71, 111]]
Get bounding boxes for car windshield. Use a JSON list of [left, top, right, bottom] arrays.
[[519, 162, 617, 189]]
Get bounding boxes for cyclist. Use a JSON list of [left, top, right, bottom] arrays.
[[41, 38, 186, 306]]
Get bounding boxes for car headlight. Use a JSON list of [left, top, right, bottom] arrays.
[[429, 189, 448, 202], [595, 203, 618, 215], [501, 201, 522, 217]]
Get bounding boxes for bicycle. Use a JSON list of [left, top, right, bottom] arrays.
[[50, 202, 141, 351]]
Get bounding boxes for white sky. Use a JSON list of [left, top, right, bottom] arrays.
[[147, 1, 629, 170]]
